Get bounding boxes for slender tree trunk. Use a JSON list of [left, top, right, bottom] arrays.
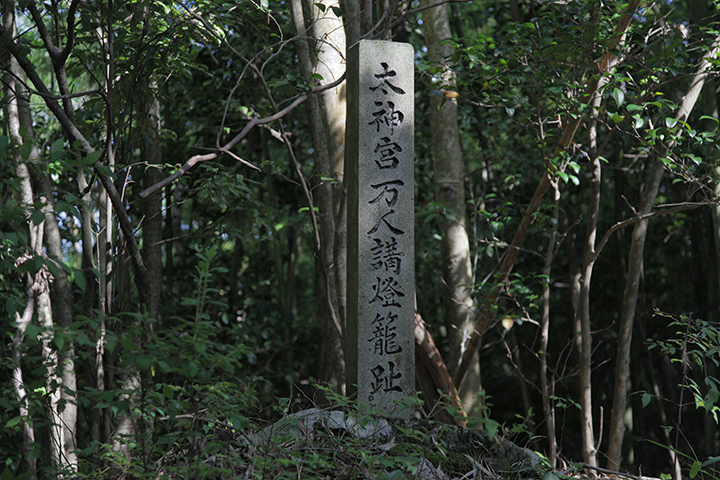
[[11, 287, 38, 480], [3, 15, 38, 477], [142, 90, 164, 316], [421, 0, 481, 415], [307, 0, 348, 342], [606, 34, 720, 472], [4, 7, 77, 470], [40, 175, 79, 474], [540, 191, 560, 467], [290, 0, 347, 391], [577, 79, 607, 467]]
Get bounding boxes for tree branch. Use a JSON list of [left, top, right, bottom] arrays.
[[137, 74, 346, 199], [592, 202, 706, 264]]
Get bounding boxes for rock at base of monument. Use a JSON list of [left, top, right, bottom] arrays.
[[238, 408, 541, 476]]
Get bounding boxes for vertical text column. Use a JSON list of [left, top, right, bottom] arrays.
[[347, 40, 415, 417]]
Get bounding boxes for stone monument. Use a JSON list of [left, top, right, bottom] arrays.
[[346, 40, 415, 418]]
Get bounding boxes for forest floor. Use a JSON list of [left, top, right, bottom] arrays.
[[152, 408, 663, 480]]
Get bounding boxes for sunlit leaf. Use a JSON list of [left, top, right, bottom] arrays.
[[612, 87, 625, 107]]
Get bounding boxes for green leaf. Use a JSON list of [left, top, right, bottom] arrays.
[[318, 175, 339, 183], [642, 392, 651, 408], [119, 337, 139, 351], [74, 271, 87, 292], [612, 87, 625, 107], [20, 142, 32, 160], [28, 447, 42, 461], [5, 416, 22, 428], [163, 384, 175, 400], [544, 472, 560, 480], [136, 355, 152, 371], [83, 150, 103, 165], [30, 210, 46, 226], [55, 334, 65, 351], [331, 6, 342, 17], [665, 117, 677, 128], [51, 138, 64, 154], [699, 115, 719, 123], [314, 2, 326, 12], [627, 104, 642, 111], [689, 460, 700, 478], [633, 115, 644, 129]]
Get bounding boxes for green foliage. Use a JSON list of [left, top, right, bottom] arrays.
[[647, 310, 720, 423]]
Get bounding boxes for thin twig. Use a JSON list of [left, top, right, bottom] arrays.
[[591, 202, 706, 263], [137, 74, 345, 199]]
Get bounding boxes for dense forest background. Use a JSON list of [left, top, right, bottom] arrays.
[[1, 0, 720, 478]]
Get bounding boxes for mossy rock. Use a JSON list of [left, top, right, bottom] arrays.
[[239, 409, 541, 477]]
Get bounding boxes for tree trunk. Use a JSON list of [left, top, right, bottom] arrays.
[[3, 12, 39, 476], [142, 90, 164, 316], [577, 78, 607, 467], [540, 191, 560, 467], [4, 6, 77, 470], [606, 34, 720, 472], [307, 0, 348, 343], [290, 0, 347, 391], [421, 0, 481, 415]]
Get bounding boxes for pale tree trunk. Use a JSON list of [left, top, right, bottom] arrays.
[[11, 287, 39, 480], [290, 0, 347, 391], [577, 79, 607, 467], [540, 188, 560, 467], [3, 18, 38, 478], [4, 49, 61, 473], [4, 5, 77, 470], [308, 0, 348, 339], [606, 34, 720, 473], [40, 178, 78, 474], [96, 11, 117, 445], [421, 0, 481, 414]]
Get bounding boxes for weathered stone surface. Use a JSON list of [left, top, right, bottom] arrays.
[[238, 410, 541, 474], [237, 408, 394, 446], [346, 39, 415, 418]]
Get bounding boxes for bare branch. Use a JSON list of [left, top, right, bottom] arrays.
[[138, 74, 346, 199], [592, 202, 706, 264], [60, 0, 81, 62]]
